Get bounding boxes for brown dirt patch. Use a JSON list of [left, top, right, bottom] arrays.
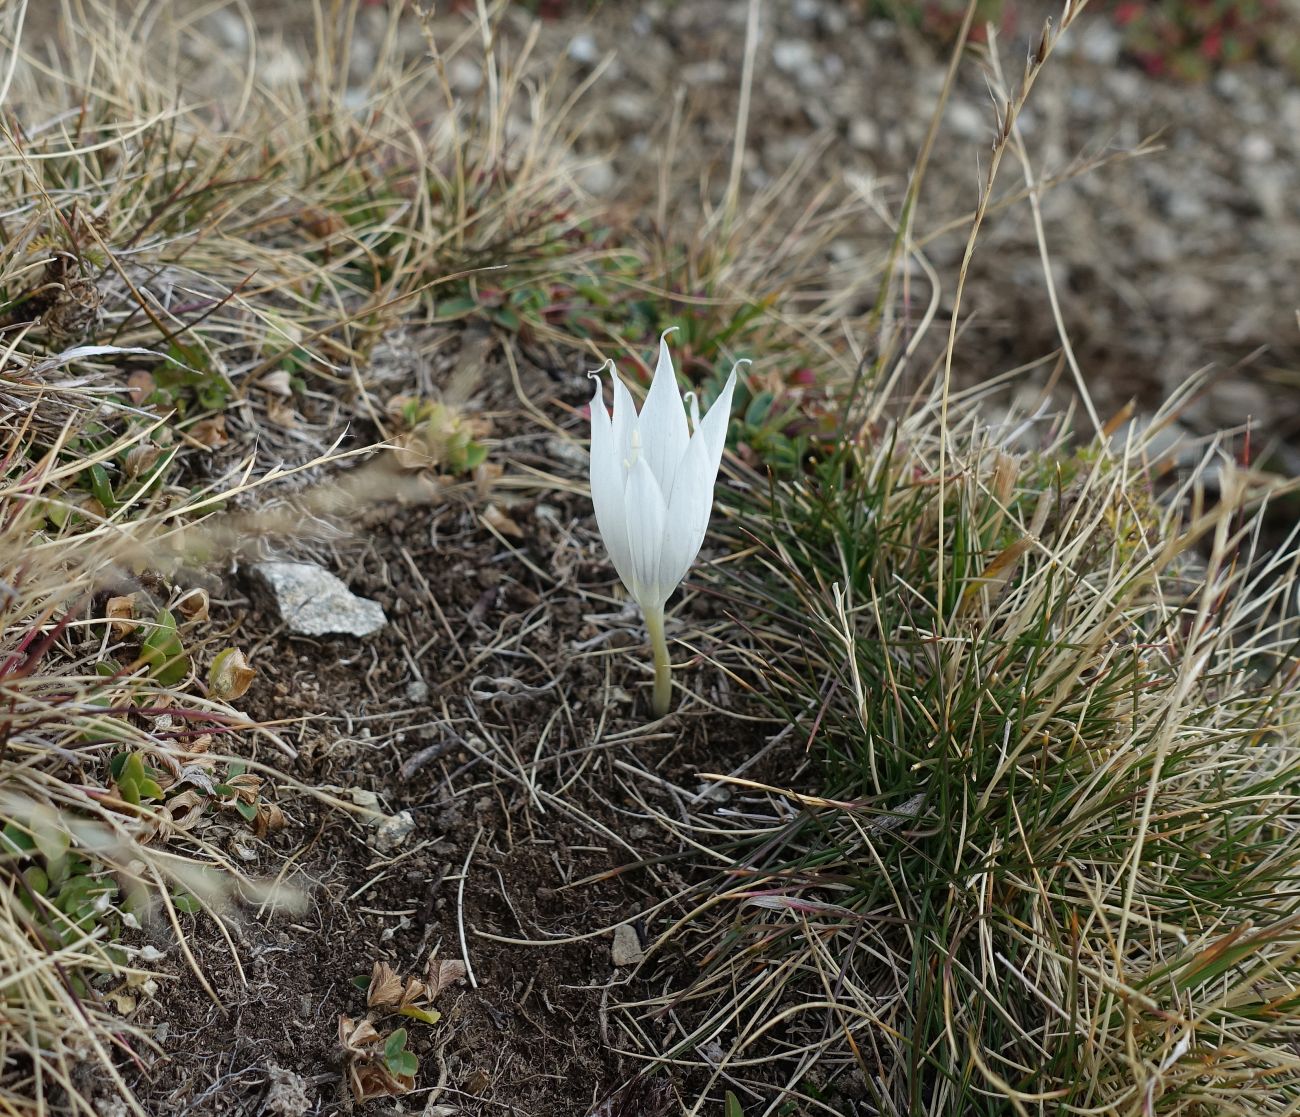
[[113, 348, 795, 1117]]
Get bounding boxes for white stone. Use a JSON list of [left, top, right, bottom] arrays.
[[568, 33, 599, 66], [947, 99, 987, 141], [611, 923, 644, 966], [249, 561, 387, 637], [374, 810, 416, 853], [681, 60, 728, 85], [447, 57, 483, 95], [577, 159, 617, 196], [848, 117, 879, 151], [773, 40, 818, 81]]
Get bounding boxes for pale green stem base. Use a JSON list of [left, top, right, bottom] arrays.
[[644, 605, 672, 717]]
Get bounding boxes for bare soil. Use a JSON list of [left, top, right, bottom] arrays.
[[115, 342, 796, 1117]]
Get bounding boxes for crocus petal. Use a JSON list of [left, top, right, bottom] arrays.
[[635, 331, 691, 504], [589, 372, 636, 592], [697, 366, 739, 481], [622, 456, 668, 609], [658, 368, 738, 591], [609, 362, 639, 471]]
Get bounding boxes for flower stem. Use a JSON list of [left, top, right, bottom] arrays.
[[644, 604, 672, 717]]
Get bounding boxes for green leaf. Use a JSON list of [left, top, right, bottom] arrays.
[[140, 609, 189, 685], [138, 777, 165, 801], [491, 307, 520, 332], [1, 823, 35, 855], [436, 296, 477, 319], [234, 800, 258, 822], [88, 463, 116, 511], [725, 1091, 743, 1117], [22, 865, 49, 896], [172, 891, 201, 915], [383, 1027, 408, 1061], [744, 390, 775, 428], [349, 975, 370, 991], [397, 1005, 442, 1027], [461, 442, 488, 471], [390, 1050, 418, 1078]]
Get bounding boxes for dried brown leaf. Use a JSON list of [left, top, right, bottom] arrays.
[[349, 1059, 414, 1103], [252, 801, 285, 839], [337, 1014, 383, 1055], [190, 416, 228, 449], [426, 957, 467, 999], [367, 961, 405, 1009], [175, 588, 209, 622], [106, 595, 138, 639], [482, 503, 523, 538], [209, 648, 255, 700]]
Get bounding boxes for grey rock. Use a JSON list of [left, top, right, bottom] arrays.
[[263, 1065, 311, 1117], [848, 117, 879, 151], [577, 158, 617, 196], [447, 57, 482, 95], [1240, 133, 1274, 163], [250, 561, 387, 637], [947, 99, 987, 141], [682, 59, 729, 86], [1078, 22, 1122, 67], [568, 33, 599, 66], [374, 810, 416, 853], [611, 923, 645, 967], [773, 40, 820, 84]]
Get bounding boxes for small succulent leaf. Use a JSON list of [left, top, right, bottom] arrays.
[[383, 1028, 408, 1061], [141, 609, 188, 685]]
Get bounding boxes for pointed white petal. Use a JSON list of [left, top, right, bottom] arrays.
[[659, 368, 738, 595], [589, 372, 636, 593], [659, 434, 713, 594], [636, 333, 691, 504], [609, 363, 638, 470], [623, 457, 668, 609], [697, 367, 739, 478], [684, 390, 701, 434]]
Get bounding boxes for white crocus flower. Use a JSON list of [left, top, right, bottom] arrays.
[[588, 330, 742, 716]]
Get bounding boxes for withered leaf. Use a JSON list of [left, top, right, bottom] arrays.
[[482, 503, 523, 538], [174, 588, 209, 622], [426, 957, 467, 999], [189, 416, 228, 449], [208, 647, 255, 700], [106, 595, 138, 639], [252, 801, 285, 839], [348, 1059, 414, 1103], [367, 961, 405, 1009], [337, 1014, 383, 1055]]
